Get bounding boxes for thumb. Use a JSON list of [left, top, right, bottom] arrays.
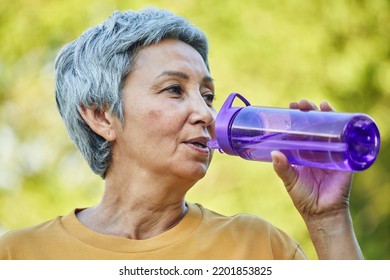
[[271, 151, 298, 192]]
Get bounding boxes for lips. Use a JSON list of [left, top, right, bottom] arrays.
[[185, 136, 210, 152]]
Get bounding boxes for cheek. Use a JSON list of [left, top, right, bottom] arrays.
[[147, 108, 162, 121], [146, 107, 186, 133]]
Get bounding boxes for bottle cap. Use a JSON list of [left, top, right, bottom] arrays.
[[343, 114, 381, 171]]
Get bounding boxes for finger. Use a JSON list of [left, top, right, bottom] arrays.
[[297, 99, 318, 111], [319, 101, 335, 112], [289, 99, 318, 111], [271, 151, 298, 192], [289, 102, 299, 109]]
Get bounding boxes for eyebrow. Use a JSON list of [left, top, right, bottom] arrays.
[[202, 75, 214, 84], [158, 71, 214, 84], [158, 71, 189, 80]]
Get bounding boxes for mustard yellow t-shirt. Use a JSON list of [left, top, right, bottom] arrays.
[[0, 203, 307, 259]]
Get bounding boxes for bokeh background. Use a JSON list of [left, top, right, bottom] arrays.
[[0, 0, 389, 259]]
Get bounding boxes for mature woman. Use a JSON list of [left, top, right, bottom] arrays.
[[0, 8, 363, 259]]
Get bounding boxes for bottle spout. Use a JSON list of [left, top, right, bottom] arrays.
[[207, 139, 220, 150]]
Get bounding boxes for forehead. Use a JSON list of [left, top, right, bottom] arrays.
[[133, 39, 209, 75]]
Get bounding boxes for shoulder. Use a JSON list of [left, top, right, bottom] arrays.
[[0, 216, 63, 259], [193, 203, 307, 259], [0, 217, 62, 243], [195, 203, 278, 231]]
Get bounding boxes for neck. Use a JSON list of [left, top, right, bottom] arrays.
[[77, 173, 191, 240]]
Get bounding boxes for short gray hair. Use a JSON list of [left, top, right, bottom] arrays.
[[55, 8, 209, 178]]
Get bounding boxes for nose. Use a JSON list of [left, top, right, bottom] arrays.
[[188, 93, 216, 128]]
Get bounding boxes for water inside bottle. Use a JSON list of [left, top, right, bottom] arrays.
[[231, 115, 379, 171]]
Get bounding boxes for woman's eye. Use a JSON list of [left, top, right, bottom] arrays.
[[202, 92, 215, 106], [165, 85, 183, 95]]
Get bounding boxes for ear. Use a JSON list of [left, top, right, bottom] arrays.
[[79, 105, 118, 142]]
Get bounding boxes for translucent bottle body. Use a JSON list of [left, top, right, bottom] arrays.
[[230, 107, 380, 171], [209, 93, 380, 171]]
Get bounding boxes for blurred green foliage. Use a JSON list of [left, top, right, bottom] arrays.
[[0, 0, 389, 259]]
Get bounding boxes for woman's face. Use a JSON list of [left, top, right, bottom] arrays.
[[110, 39, 216, 183]]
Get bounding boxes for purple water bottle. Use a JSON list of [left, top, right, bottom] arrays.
[[208, 93, 380, 171]]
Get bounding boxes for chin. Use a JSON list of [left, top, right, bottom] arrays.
[[174, 163, 209, 183]]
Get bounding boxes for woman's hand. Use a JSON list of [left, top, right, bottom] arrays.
[[271, 99, 353, 219], [270, 99, 363, 259]]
